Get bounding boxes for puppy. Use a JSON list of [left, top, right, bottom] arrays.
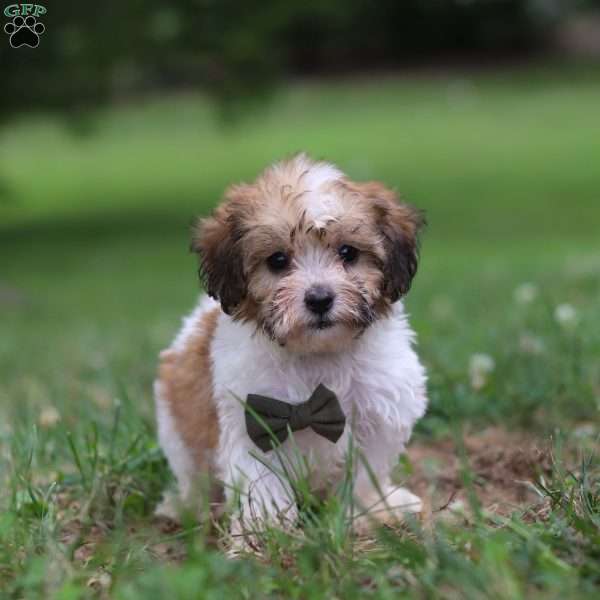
[[155, 153, 427, 536]]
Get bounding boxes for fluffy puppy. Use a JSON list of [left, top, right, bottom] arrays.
[[155, 153, 427, 535]]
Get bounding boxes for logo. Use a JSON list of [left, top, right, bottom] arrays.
[[4, 4, 46, 48]]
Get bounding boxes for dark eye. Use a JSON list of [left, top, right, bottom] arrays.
[[266, 251, 289, 272], [338, 245, 359, 264]]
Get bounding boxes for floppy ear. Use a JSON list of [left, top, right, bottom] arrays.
[[191, 187, 249, 315], [362, 182, 425, 302]]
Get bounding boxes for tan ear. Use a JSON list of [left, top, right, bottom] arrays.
[[361, 182, 425, 302], [191, 186, 251, 315]]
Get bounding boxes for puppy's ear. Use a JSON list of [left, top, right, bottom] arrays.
[[363, 182, 425, 302], [191, 186, 250, 315]]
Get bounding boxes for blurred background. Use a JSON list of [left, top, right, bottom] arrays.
[[1, 0, 600, 430]]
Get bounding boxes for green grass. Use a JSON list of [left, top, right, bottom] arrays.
[[1, 63, 600, 598]]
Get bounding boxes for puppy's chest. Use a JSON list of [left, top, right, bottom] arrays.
[[224, 350, 401, 438]]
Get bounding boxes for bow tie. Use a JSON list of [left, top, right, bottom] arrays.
[[245, 384, 346, 452]]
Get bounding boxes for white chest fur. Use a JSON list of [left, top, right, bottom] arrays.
[[210, 300, 427, 489]]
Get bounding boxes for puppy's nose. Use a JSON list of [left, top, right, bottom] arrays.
[[305, 285, 335, 315]]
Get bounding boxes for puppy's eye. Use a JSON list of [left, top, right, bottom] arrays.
[[338, 245, 359, 264], [266, 251, 289, 272]]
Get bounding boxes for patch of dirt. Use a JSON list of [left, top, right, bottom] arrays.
[[59, 519, 109, 563], [406, 427, 552, 524]]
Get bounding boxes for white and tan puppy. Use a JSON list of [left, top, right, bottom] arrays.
[[155, 153, 427, 534]]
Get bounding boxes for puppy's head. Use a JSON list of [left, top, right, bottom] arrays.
[[193, 154, 424, 353]]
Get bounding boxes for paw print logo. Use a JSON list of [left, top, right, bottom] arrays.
[[4, 15, 45, 48]]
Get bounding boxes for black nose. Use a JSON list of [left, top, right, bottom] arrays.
[[305, 285, 335, 315]]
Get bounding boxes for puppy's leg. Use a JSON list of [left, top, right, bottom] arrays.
[[154, 380, 217, 521], [155, 383, 196, 519], [154, 304, 221, 521], [222, 448, 299, 551], [351, 430, 422, 534]]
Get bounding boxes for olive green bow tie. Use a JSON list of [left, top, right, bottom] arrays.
[[245, 384, 346, 452]]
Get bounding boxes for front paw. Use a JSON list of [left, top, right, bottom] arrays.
[[226, 505, 299, 556], [384, 487, 423, 515], [353, 487, 422, 535]]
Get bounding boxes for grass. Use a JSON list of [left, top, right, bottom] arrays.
[[1, 62, 600, 598]]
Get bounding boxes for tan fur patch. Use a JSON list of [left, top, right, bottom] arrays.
[[158, 307, 220, 468]]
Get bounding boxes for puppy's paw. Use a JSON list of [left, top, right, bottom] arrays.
[[154, 490, 183, 523], [225, 500, 301, 557], [385, 487, 423, 515], [155, 488, 218, 523], [353, 487, 422, 535]]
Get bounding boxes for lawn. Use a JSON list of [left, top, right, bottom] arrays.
[[1, 63, 600, 598]]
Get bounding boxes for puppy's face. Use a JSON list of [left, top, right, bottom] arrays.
[[193, 155, 423, 353]]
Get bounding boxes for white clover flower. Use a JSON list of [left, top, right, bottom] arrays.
[[469, 353, 495, 390], [518, 332, 545, 355], [554, 303, 578, 328], [513, 282, 538, 305], [38, 406, 60, 429], [573, 423, 596, 439]]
